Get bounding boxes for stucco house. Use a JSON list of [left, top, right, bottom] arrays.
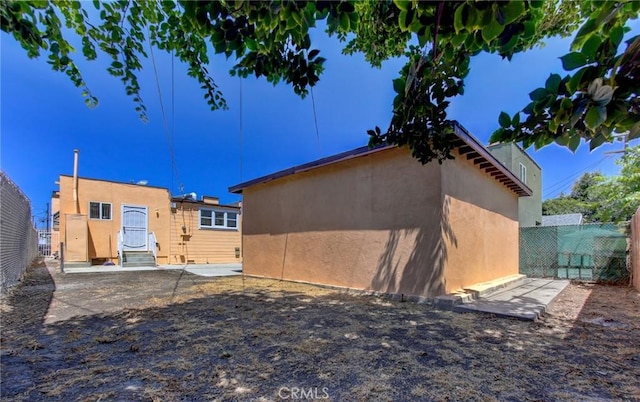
[[52, 153, 241, 267], [229, 123, 531, 299], [488, 142, 542, 227]]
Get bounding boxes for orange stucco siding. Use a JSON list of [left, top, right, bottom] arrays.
[[242, 148, 448, 298], [58, 176, 172, 264], [241, 147, 520, 299], [440, 150, 520, 293], [169, 201, 242, 264]]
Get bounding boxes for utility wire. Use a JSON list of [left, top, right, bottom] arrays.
[[310, 85, 322, 157], [239, 76, 243, 183], [149, 31, 182, 194], [543, 156, 611, 198], [171, 49, 176, 194]]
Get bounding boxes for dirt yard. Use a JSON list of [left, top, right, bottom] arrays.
[[1, 259, 639, 401]]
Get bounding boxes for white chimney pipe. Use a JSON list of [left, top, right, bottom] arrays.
[[73, 149, 79, 214]]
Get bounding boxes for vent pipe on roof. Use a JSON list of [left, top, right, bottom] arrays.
[[73, 149, 79, 214]]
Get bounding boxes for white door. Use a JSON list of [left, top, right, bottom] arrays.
[[122, 205, 148, 251]]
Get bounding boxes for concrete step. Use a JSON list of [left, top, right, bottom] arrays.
[[454, 278, 570, 321], [122, 261, 156, 268], [462, 274, 527, 299], [434, 274, 526, 310], [122, 252, 155, 267], [124, 255, 155, 262]]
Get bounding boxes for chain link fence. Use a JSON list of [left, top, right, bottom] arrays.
[[520, 222, 629, 283], [1, 171, 38, 294]]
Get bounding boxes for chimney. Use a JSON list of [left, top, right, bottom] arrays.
[[73, 149, 79, 214], [202, 196, 220, 205]]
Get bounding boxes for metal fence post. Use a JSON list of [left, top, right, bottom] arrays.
[[60, 242, 64, 273]]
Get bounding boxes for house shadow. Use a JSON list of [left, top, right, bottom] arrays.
[[370, 196, 457, 298]]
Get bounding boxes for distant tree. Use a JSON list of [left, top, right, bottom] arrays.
[[1, 1, 639, 163], [542, 195, 587, 217], [590, 145, 640, 222], [568, 171, 605, 201], [542, 172, 603, 221], [542, 147, 639, 222], [542, 177, 604, 222]]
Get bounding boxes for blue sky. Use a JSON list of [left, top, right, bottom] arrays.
[[1, 16, 638, 228]]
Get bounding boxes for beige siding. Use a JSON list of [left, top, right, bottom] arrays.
[[242, 148, 447, 298], [440, 149, 520, 292], [169, 202, 242, 264], [242, 147, 520, 299], [58, 176, 172, 264]]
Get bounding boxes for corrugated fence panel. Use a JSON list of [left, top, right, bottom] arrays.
[[0, 171, 38, 294]]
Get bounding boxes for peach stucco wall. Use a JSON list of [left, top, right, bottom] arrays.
[[169, 201, 242, 264], [241, 147, 520, 298], [58, 176, 172, 264], [440, 151, 520, 292]]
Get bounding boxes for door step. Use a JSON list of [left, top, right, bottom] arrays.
[[121, 251, 156, 267]]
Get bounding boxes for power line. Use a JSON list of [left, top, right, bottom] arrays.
[[310, 85, 321, 157], [543, 156, 611, 198], [171, 49, 176, 193], [239, 76, 243, 183], [149, 30, 182, 194]]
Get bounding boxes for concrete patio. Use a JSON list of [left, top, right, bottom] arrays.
[[455, 278, 570, 320], [61, 262, 242, 277]]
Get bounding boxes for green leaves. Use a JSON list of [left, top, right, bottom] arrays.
[[4, 0, 638, 164], [499, 1, 525, 25], [482, 18, 504, 42], [499, 111, 511, 128], [585, 106, 607, 130], [454, 4, 465, 34], [529, 88, 547, 101], [545, 74, 561, 93], [560, 52, 587, 71], [392, 78, 405, 94]]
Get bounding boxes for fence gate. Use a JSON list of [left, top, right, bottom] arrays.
[[37, 230, 60, 257], [520, 223, 629, 283]]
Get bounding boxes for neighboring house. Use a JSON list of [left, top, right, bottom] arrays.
[[487, 142, 542, 227], [52, 171, 241, 267], [229, 123, 531, 299], [170, 195, 242, 264], [541, 213, 584, 227]]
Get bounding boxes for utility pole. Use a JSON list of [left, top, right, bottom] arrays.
[[46, 202, 50, 232], [603, 132, 629, 155]]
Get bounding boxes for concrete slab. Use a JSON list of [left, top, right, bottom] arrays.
[[62, 263, 242, 277], [179, 264, 243, 277], [434, 274, 525, 310], [455, 278, 570, 321]]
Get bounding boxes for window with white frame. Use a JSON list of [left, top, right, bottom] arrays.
[[89, 202, 112, 220], [519, 163, 527, 185], [200, 209, 238, 229]]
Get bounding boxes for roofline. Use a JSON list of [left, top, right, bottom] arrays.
[[171, 197, 241, 209], [451, 122, 532, 196], [60, 174, 170, 191], [228, 144, 393, 194], [229, 122, 532, 197]]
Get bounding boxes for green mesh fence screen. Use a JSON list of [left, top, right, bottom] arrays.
[[520, 223, 629, 283]]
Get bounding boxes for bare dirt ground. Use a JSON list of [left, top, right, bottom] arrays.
[[1, 259, 639, 401]]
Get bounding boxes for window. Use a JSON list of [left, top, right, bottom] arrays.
[[89, 202, 111, 220], [519, 163, 527, 185], [200, 209, 239, 229]]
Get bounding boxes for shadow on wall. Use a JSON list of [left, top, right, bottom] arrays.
[[371, 197, 457, 297]]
